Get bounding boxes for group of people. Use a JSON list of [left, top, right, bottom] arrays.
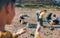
[[0, 0, 60, 38], [36, 10, 60, 26], [46, 13, 59, 25], [35, 10, 60, 38]]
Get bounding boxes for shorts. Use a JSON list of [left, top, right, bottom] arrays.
[[39, 18, 43, 26], [53, 20, 59, 24]]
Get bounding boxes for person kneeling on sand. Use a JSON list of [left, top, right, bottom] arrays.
[[49, 14, 59, 25], [52, 14, 59, 24], [49, 14, 59, 30]]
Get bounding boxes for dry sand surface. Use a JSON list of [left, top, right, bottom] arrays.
[[5, 7, 60, 38]]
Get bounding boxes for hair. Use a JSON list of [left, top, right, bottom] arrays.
[[53, 14, 56, 17], [0, 0, 16, 11], [40, 11, 43, 13], [50, 13, 52, 14], [43, 10, 47, 12]]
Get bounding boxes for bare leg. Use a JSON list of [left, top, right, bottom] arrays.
[[34, 22, 41, 38]]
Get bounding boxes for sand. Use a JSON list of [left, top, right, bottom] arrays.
[[5, 7, 60, 38]]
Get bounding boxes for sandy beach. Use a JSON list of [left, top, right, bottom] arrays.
[[5, 7, 60, 38]]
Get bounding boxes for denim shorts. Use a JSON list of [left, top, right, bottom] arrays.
[[39, 18, 43, 26]]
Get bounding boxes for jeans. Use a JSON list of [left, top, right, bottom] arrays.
[[39, 18, 43, 26]]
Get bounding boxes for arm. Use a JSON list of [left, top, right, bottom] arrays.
[[12, 27, 27, 38]]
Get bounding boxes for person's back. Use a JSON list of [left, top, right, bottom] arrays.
[[46, 13, 52, 20], [46, 13, 52, 23]]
